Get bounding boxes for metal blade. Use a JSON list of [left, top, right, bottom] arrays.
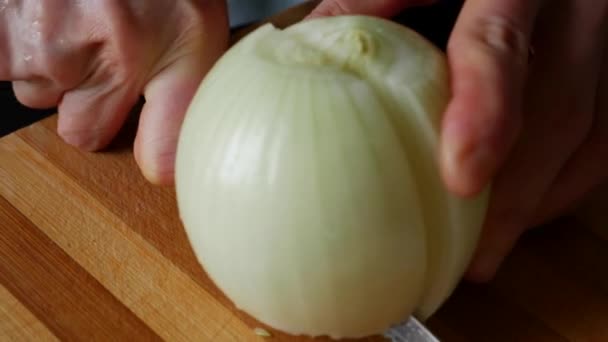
[[383, 317, 440, 342]]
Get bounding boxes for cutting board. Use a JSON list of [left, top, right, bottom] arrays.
[[2, 2, 608, 341]]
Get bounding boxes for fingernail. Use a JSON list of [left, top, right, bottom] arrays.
[[58, 129, 103, 152], [141, 146, 176, 186]]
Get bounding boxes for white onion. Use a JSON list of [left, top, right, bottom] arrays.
[[175, 15, 489, 339]]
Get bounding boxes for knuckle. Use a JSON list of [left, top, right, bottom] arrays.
[[48, 44, 106, 88], [95, 50, 133, 86], [26, 48, 84, 89], [480, 16, 528, 63], [312, 0, 350, 17], [42, 54, 82, 87], [453, 15, 529, 66]]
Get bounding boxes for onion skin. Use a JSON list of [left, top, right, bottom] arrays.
[[175, 15, 489, 339]]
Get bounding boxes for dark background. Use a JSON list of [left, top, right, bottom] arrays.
[[0, 82, 54, 137], [0, 0, 461, 138]]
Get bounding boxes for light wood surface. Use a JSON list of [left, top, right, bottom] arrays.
[[1, 2, 608, 341]]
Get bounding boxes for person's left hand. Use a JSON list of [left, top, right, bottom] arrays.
[[309, 0, 608, 281], [0, 0, 228, 185]]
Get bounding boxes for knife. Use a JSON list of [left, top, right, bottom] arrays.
[[384, 317, 440, 342]]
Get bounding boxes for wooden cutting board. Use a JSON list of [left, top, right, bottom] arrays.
[[2, 3, 608, 341]]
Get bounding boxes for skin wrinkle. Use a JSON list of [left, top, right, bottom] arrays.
[[143, 4, 190, 84], [481, 16, 528, 66]]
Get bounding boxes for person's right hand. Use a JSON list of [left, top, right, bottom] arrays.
[[1, 0, 228, 185]]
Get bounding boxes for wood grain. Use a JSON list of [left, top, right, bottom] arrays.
[[7, 103, 381, 342], [2, 2, 608, 341], [0, 284, 58, 342], [0, 194, 159, 341], [0, 133, 253, 341]]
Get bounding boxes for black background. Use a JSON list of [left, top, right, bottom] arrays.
[[0, 82, 54, 137]]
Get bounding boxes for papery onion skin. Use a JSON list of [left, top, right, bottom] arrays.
[[175, 15, 489, 339]]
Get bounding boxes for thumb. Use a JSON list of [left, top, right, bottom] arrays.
[[134, 58, 202, 185], [308, 0, 436, 19], [439, 0, 544, 197], [135, 9, 228, 186]]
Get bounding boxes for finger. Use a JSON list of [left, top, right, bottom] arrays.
[[308, 0, 436, 19], [533, 122, 608, 226], [57, 79, 140, 151], [135, 47, 225, 186], [533, 47, 608, 225], [12, 48, 98, 109], [6, 44, 94, 109], [439, 0, 545, 197], [134, 5, 228, 186], [134, 60, 201, 186], [12, 78, 63, 109], [465, 3, 607, 282]]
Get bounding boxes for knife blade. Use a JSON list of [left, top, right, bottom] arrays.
[[384, 317, 440, 342]]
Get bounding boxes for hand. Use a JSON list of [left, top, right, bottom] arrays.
[[0, 0, 229, 185], [310, 0, 608, 281]]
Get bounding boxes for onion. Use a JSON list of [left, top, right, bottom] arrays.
[[175, 15, 489, 339]]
